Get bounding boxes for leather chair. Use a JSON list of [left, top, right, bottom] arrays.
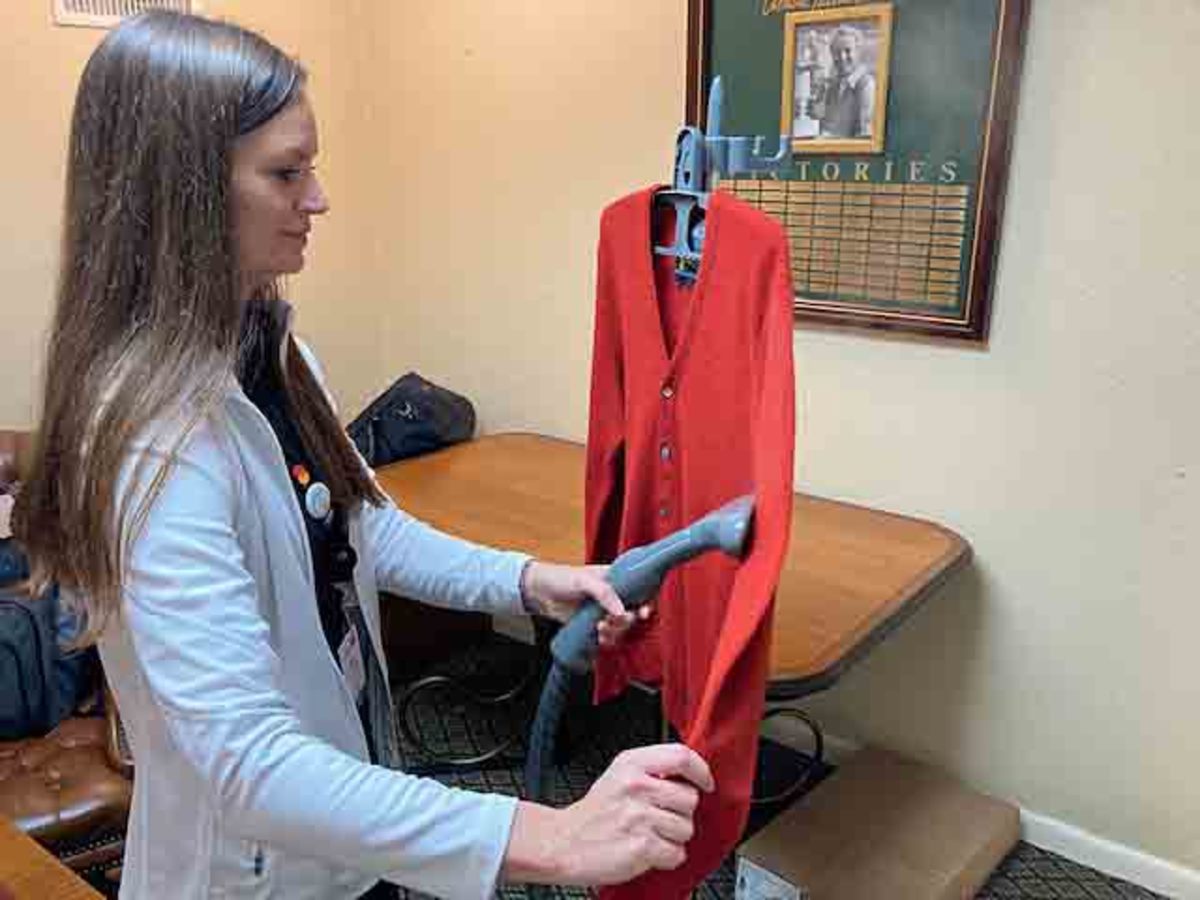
[[0, 430, 132, 890]]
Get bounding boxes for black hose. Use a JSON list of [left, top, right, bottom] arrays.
[[522, 662, 574, 900], [519, 495, 755, 897], [523, 661, 572, 804]]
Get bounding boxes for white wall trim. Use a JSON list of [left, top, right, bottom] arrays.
[[759, 719, 1198, 898], [1019, 809, 1199, 900]]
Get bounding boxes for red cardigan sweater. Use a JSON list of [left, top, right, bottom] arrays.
[[586, 187, 796, 898]]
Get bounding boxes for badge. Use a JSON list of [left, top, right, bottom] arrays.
[[304, 481, 332, 521]]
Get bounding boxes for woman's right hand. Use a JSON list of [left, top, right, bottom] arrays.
[[502, 743, 715, 887]]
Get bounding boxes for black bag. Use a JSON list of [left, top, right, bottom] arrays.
[[348, 372, 476, 468], [0, 539, 97, 739]]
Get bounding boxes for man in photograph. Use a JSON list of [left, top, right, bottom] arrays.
[[810, 25, 875, 138]]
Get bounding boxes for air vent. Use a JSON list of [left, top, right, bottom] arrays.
[[53, 0, 198, 28]]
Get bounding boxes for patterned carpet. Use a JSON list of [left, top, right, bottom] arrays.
[[393, 635, 1168, 900]]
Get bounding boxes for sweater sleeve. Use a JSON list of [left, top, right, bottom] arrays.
[[585, 209, 628, 565], [115, 421, 517, 900], [361, 499, 529, 616], [679, 225, 796, 894], [689, 221, 795, 738]]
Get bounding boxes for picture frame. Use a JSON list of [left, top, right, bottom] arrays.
[[684, 0, 1030, 343], [780, 3, 894, 155]]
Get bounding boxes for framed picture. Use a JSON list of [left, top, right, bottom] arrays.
[[684, 0, 1030, 343], [781, 4, 894, 154]]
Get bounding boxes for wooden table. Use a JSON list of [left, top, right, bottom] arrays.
[[376, 432, 970, 701], [0, 816, 101, 900]]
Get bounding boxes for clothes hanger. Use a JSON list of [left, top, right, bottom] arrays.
[[652, 77, 791, 283], [651, 127, 709, 281]]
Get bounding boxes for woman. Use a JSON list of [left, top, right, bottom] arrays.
[[13, 11, 712, 900]]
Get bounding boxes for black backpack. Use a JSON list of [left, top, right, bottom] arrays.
[[0, 539, 96, 739], [347, 372, 476, 469]]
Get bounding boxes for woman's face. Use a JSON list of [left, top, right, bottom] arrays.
[[230, 95, 329, 289]]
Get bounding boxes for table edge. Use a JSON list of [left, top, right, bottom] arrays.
[[767, 534, 973, 700]]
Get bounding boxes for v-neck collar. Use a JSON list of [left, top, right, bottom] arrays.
[[640, 185, 723, 374]]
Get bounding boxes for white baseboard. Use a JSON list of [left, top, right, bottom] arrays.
[[1020, 809, 1199, 899], [759, 719, 1199, 899]]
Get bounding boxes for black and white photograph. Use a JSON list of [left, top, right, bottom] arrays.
[[780, 3, 894, 154]]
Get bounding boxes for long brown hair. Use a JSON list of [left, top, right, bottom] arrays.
[[14, 11, 382, 643]]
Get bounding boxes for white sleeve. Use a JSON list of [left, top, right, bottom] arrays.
[[360, 498, 530, 616], [118, 421, 517, 900]]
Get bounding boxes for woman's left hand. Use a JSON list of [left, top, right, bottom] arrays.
[[520, 561, 651, 647]]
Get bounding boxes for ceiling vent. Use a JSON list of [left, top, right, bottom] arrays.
[[53, 0, 198, 28]]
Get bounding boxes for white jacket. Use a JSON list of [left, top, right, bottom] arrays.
[[97, 359, 530, 900]]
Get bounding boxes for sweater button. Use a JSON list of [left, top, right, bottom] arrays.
[[661, 383, 675, 399], [660, 443, 672, 461], [658, 504, 670, 519]]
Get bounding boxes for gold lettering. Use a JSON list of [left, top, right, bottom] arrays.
[[762, 0, 862, 13], [796, 160, 812, 180], [909, 160, 928, 182], [939, 160, 959, 183], [854, 161, 871, 182], [884, 159, 895, 182], [822, 162, 841, 181]]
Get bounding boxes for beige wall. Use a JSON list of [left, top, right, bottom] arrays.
[[796, 0, 1199, 870], [0, 7, 98, 427], [2, 0, 1197, 878], [368, 2, 689, 436], [367, 0, 1200, 875], [0, 0, 383, 427]]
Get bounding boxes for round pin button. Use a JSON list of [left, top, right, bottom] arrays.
[[305, 481, 332, 521], [661, 384, 675, 399]]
